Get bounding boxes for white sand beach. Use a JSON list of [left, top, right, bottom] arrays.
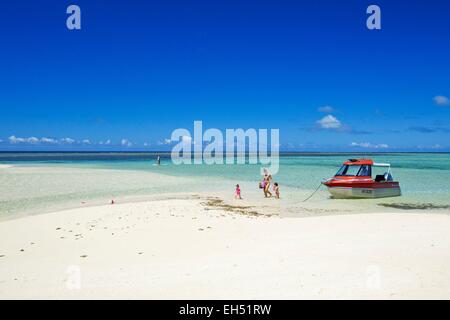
[[2, 0, 450, 302], [1, 197, 450, 299]]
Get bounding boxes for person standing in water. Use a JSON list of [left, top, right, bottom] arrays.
[[156, 155, 161, 166], [262, 169, 273, 198]]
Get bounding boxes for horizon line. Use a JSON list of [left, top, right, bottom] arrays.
[[0, 151, 449, 154]]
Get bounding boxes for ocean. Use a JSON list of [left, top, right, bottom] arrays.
[[1, 152, 450, 219]]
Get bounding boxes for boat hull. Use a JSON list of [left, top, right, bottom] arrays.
[[326, 186, 401, 199]]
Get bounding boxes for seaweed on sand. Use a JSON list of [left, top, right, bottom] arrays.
[[201, 197, 270, 217], [378, 203, 450, 210]]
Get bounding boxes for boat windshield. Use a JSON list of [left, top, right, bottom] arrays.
[[335, 165, 372, 177]]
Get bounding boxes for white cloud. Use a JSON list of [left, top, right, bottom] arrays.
[[6, 135, 113, 146], [318, 105, 334, 113], [417, 144, 443, 150], [434, 95, 450, 106], [121, 139, 133, 147], [8, 135, 40, 144], [60, 137, 75, 144], [351, 142, 370, 148], [351, 142, 389, 149], [157, 138, 174, 146], [41, 137, 58, 144], [9, 135, 78, 145], [8, 136, 23, 143], [317, 115, 341, 129], [98, 139, 111, 145]]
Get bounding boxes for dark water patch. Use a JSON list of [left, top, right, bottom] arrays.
[[378, 203, 450, 210], [0, 152, 172, 162]]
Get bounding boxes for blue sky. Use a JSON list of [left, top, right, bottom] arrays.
[[0, 0, 449, 151]]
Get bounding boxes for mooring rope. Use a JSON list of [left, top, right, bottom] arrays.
[[302, 181, 325, 202]]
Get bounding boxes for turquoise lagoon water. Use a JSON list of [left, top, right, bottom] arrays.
[[1, 152, 450, 218]]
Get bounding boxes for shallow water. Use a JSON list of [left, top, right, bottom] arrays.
[[1, 152, 450, 219]]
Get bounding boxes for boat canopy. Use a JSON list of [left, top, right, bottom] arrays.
[[373, 163, 391, 167], [344, 159, 391, 167], [344, 159, 373, 166]]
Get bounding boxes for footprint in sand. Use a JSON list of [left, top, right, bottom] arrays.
[[0, 255, 5, 258], [80, 255, 88, 258]]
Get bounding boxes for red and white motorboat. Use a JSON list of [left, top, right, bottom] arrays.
[[323, 159, 401, 199]]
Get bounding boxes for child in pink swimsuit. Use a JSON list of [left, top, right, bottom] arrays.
[[235, 184, 242, 199], [273, 182, 280, 199]]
